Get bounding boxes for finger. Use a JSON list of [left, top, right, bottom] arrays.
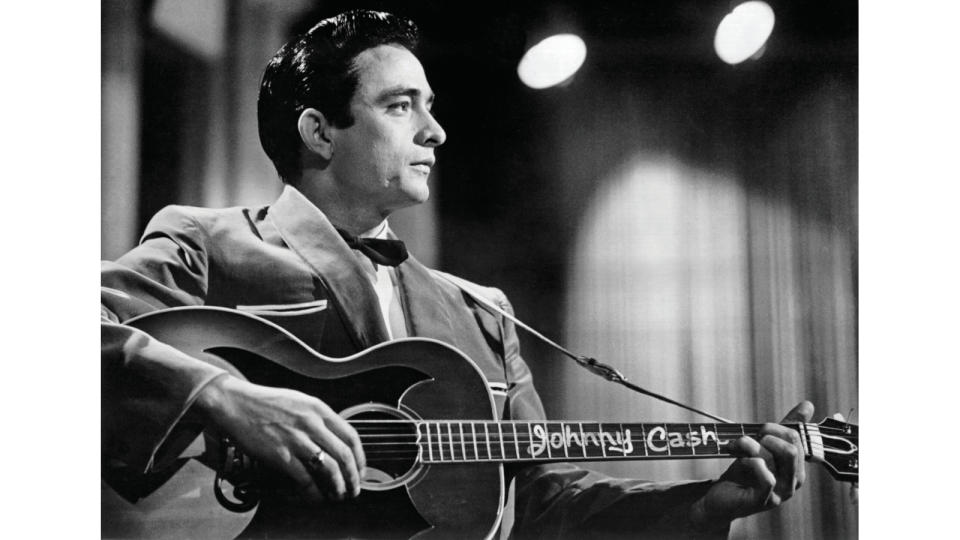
[[759, 422, 806, 491], [760, 434, 801, 501], [781, 400, 814, 423], [286, 457, 325, 504], [324, 411, 367, 475], [302, 445, 348, 501], [251, 443, 325, 499], [304, 422, 361, 499], [725, 434, 763, 459], [740, 456, 778, 509]]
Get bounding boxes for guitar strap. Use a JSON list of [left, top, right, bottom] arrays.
[[434, 271, 732, 424]]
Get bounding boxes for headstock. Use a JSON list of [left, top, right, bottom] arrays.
[[808, 417, 858, 483]]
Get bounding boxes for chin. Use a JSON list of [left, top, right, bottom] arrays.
[[401, 179, 430, 204], [385, 175, 430, 210]]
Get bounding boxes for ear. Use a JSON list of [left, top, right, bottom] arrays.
[[297, 108, 335, 160]]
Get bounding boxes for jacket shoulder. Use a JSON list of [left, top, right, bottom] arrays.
[[429, 269, 513, 314], [145, 204, 246, 228], [142, 203, 268, 240]]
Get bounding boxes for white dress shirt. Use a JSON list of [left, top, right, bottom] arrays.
[[354, 221, 408, 339]]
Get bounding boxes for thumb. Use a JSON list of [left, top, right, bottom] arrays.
[[781, 401, 814, 423]]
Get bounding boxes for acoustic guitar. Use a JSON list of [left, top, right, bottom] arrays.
[[101, 306, 858, 539]]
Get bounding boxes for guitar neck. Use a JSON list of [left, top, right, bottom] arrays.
[[355, 420, 835, 465]]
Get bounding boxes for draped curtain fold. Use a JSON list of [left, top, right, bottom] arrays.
[[556, 77, 857, 539]]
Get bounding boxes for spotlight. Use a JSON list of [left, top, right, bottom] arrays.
[[518, 33, 587, 89], [714, 1, 776, 65]]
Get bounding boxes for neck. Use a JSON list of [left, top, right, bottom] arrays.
[[294, 176, 389, 235]]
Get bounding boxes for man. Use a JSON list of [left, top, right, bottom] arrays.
[[102, 9, 813, 538]]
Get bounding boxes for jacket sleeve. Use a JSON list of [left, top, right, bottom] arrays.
[[101, 206, 228, 474], [491, 290, 729, 539]]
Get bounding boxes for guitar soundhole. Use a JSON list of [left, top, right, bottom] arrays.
[[341, 403, 420, 492]]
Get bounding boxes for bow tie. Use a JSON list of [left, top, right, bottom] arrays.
[[336, 228, 409, 267]]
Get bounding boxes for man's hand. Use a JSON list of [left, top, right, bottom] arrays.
[[192, 375, 366, 503], [691, 401, 814, 527]]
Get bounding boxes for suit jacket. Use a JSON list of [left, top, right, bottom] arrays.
[[101, 185, 727, 539]]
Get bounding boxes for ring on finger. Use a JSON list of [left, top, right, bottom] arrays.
[[306, 449, 326, 472]]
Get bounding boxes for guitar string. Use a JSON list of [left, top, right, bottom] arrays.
[[300, 421, 852, 461], [350, 432, 853, 448], [346, 422, 853, 438], [347, 423, 818, 436], [347, 424, 854, 460], [346, 420, 850, 430]]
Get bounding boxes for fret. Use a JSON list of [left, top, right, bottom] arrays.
[[472, 422, 479, 460], [545, 423, 553, 459], [549, 422, 559, 459], [578, 423, 588, 458], [599, 424, 607, 458], [600, 423, 620, 458], [662, 423, 693, 457], [545, 422, 566, 459], [512, 422, 521, 460], [488, 423, 503, 460], [664, 423, 673, 457], [425, 422, 434, 462], [637, 423, 647, 457], [562, 423, 573, 458], [692, 423, 721, 456], [620, 423, 631, 457], [716, 424, 745, 455], [579, 423, 604, 459], [526, 423, 535, 459], [596, 423, 630, 458], [645, 423, 668, 457], [484, 423, 492, 461], [714, 423, 727, 455], [497, 423, 506, 460], [459, 422, 467, 461], [447, 422, 456, 461], [435, 422, 444, 462], [525, 422, 550, 460]]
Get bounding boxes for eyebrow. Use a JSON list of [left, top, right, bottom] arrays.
[[376, 85, 436, 106]]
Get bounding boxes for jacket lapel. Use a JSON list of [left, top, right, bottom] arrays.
[[267, 185, 390, 350], [396, 256, 460, 346]]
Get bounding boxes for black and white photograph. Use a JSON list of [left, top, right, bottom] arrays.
[[95, 1, 865, 538]]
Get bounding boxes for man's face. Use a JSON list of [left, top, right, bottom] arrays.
[[328, 44, 446, 215]]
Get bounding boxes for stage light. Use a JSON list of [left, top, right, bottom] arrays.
[[518, 33, 587, 89], [714, 1, 776, 65]]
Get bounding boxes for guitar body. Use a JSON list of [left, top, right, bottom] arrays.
[[102, 307, 505, 539]]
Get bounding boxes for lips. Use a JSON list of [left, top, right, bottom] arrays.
[[411, 159, 435, 174]]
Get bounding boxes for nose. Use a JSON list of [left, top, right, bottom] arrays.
[[416, 110, 446, 147]]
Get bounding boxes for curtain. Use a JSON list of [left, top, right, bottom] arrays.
[[554, 76, 857, 539]]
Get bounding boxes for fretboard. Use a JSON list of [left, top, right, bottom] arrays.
[[352, 420, 820, 465]]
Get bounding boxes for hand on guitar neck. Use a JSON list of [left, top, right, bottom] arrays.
[[690, 401, 814, 529], [191, 374, 367, 503]]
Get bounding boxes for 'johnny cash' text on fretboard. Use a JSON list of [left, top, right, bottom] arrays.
[[417, 422, 755, 464]]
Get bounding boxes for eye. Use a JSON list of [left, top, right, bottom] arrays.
[[388, 100, 411, 113]]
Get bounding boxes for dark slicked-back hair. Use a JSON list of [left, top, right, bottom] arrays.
[[258, 10, 419, 182]]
